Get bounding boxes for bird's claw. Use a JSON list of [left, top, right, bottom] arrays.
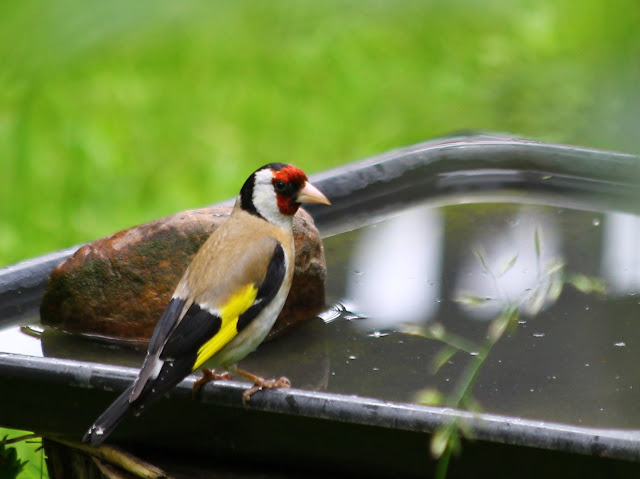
[[241, 375, 291, 406], [192, 369, 231, 398]]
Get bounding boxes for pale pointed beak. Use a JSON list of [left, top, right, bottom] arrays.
[[296, 181, 331, 205]]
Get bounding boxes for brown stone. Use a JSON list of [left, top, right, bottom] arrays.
[[40, 206, 326, 344]]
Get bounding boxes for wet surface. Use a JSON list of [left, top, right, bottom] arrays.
[[314, 201, 640, 429], [2, 196, 640, 430]]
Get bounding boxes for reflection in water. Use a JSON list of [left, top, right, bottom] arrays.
[[0, 325, 43, 357], [316, 201, 637, 430], [454, 207, 564, 320], [602, 212, 640, 296], [345, 205, 443, 329]]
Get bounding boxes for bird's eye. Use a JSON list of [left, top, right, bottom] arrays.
[[274, 180, 286, 192]]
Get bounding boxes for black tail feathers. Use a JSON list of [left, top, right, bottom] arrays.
[[83, 385, 134, 446], [83, 357, 195, 445]]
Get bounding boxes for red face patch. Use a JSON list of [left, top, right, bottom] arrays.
[[273, 165, 307, 185], [273, 165, 308, 216]]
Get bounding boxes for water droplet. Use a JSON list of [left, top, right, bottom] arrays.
[[613, 341, 626, 347], [469, 351, 479, 357], [372, 367, 379, 371], [348, 355, 357, 360], [592, 218, 600, 226], [318, 303, 345, 323], [533, 332, 545, 338], [584, 363, 590, 367], [368, 330, 389, 338], [518, 320, 527, 325]]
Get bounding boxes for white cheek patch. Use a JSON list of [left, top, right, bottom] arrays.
[[252, 168, 291, 229]]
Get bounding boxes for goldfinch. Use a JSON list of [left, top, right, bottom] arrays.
[[83, 163, 330, 446]]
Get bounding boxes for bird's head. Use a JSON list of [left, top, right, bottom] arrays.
[[240, 163, 330, 225]]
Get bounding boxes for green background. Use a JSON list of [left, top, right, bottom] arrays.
[[1, 0, 639, 267], [0, 2, 639, 476]]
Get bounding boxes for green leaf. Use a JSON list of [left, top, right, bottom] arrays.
[[0, 429, 47, 479], [488, 310, 511, 342], [399, 322, 426, 337], [425, 323, 446, 340], [431, 346, 458, 373], [525, 282, 547, 316], [455, 294, 494, 307], [0, 438, 27, 479], [430, 426, 454, 458], [507, 309, 521, 334], [546, 275, 564, 303], [567, 274, 607, 295], [461, 395, 482, 413], [534, 228, 542, 259], [545, 258, 565, 276], [473, 249, 491, 274], [499, 254, 518, 276], [414, 388, 445, 406]]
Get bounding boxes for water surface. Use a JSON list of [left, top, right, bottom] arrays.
[[2, 196, 639, 430]]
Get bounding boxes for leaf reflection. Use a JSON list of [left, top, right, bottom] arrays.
[[410, 227, 606, 473]]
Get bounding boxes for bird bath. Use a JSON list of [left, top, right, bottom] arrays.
[[1, 134, 640, 477]]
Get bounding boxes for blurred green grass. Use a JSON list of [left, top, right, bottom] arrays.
[[1, 0, 639, 267], [0, 428, 47, 479]]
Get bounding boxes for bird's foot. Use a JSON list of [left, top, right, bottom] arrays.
[[235, 368, 291, 405], [192, 369, 231, 397]]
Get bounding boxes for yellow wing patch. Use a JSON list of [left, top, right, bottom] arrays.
[[193, 283, 258, 370]]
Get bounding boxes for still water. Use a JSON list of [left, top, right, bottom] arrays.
[[1, 198, 639, 430]]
